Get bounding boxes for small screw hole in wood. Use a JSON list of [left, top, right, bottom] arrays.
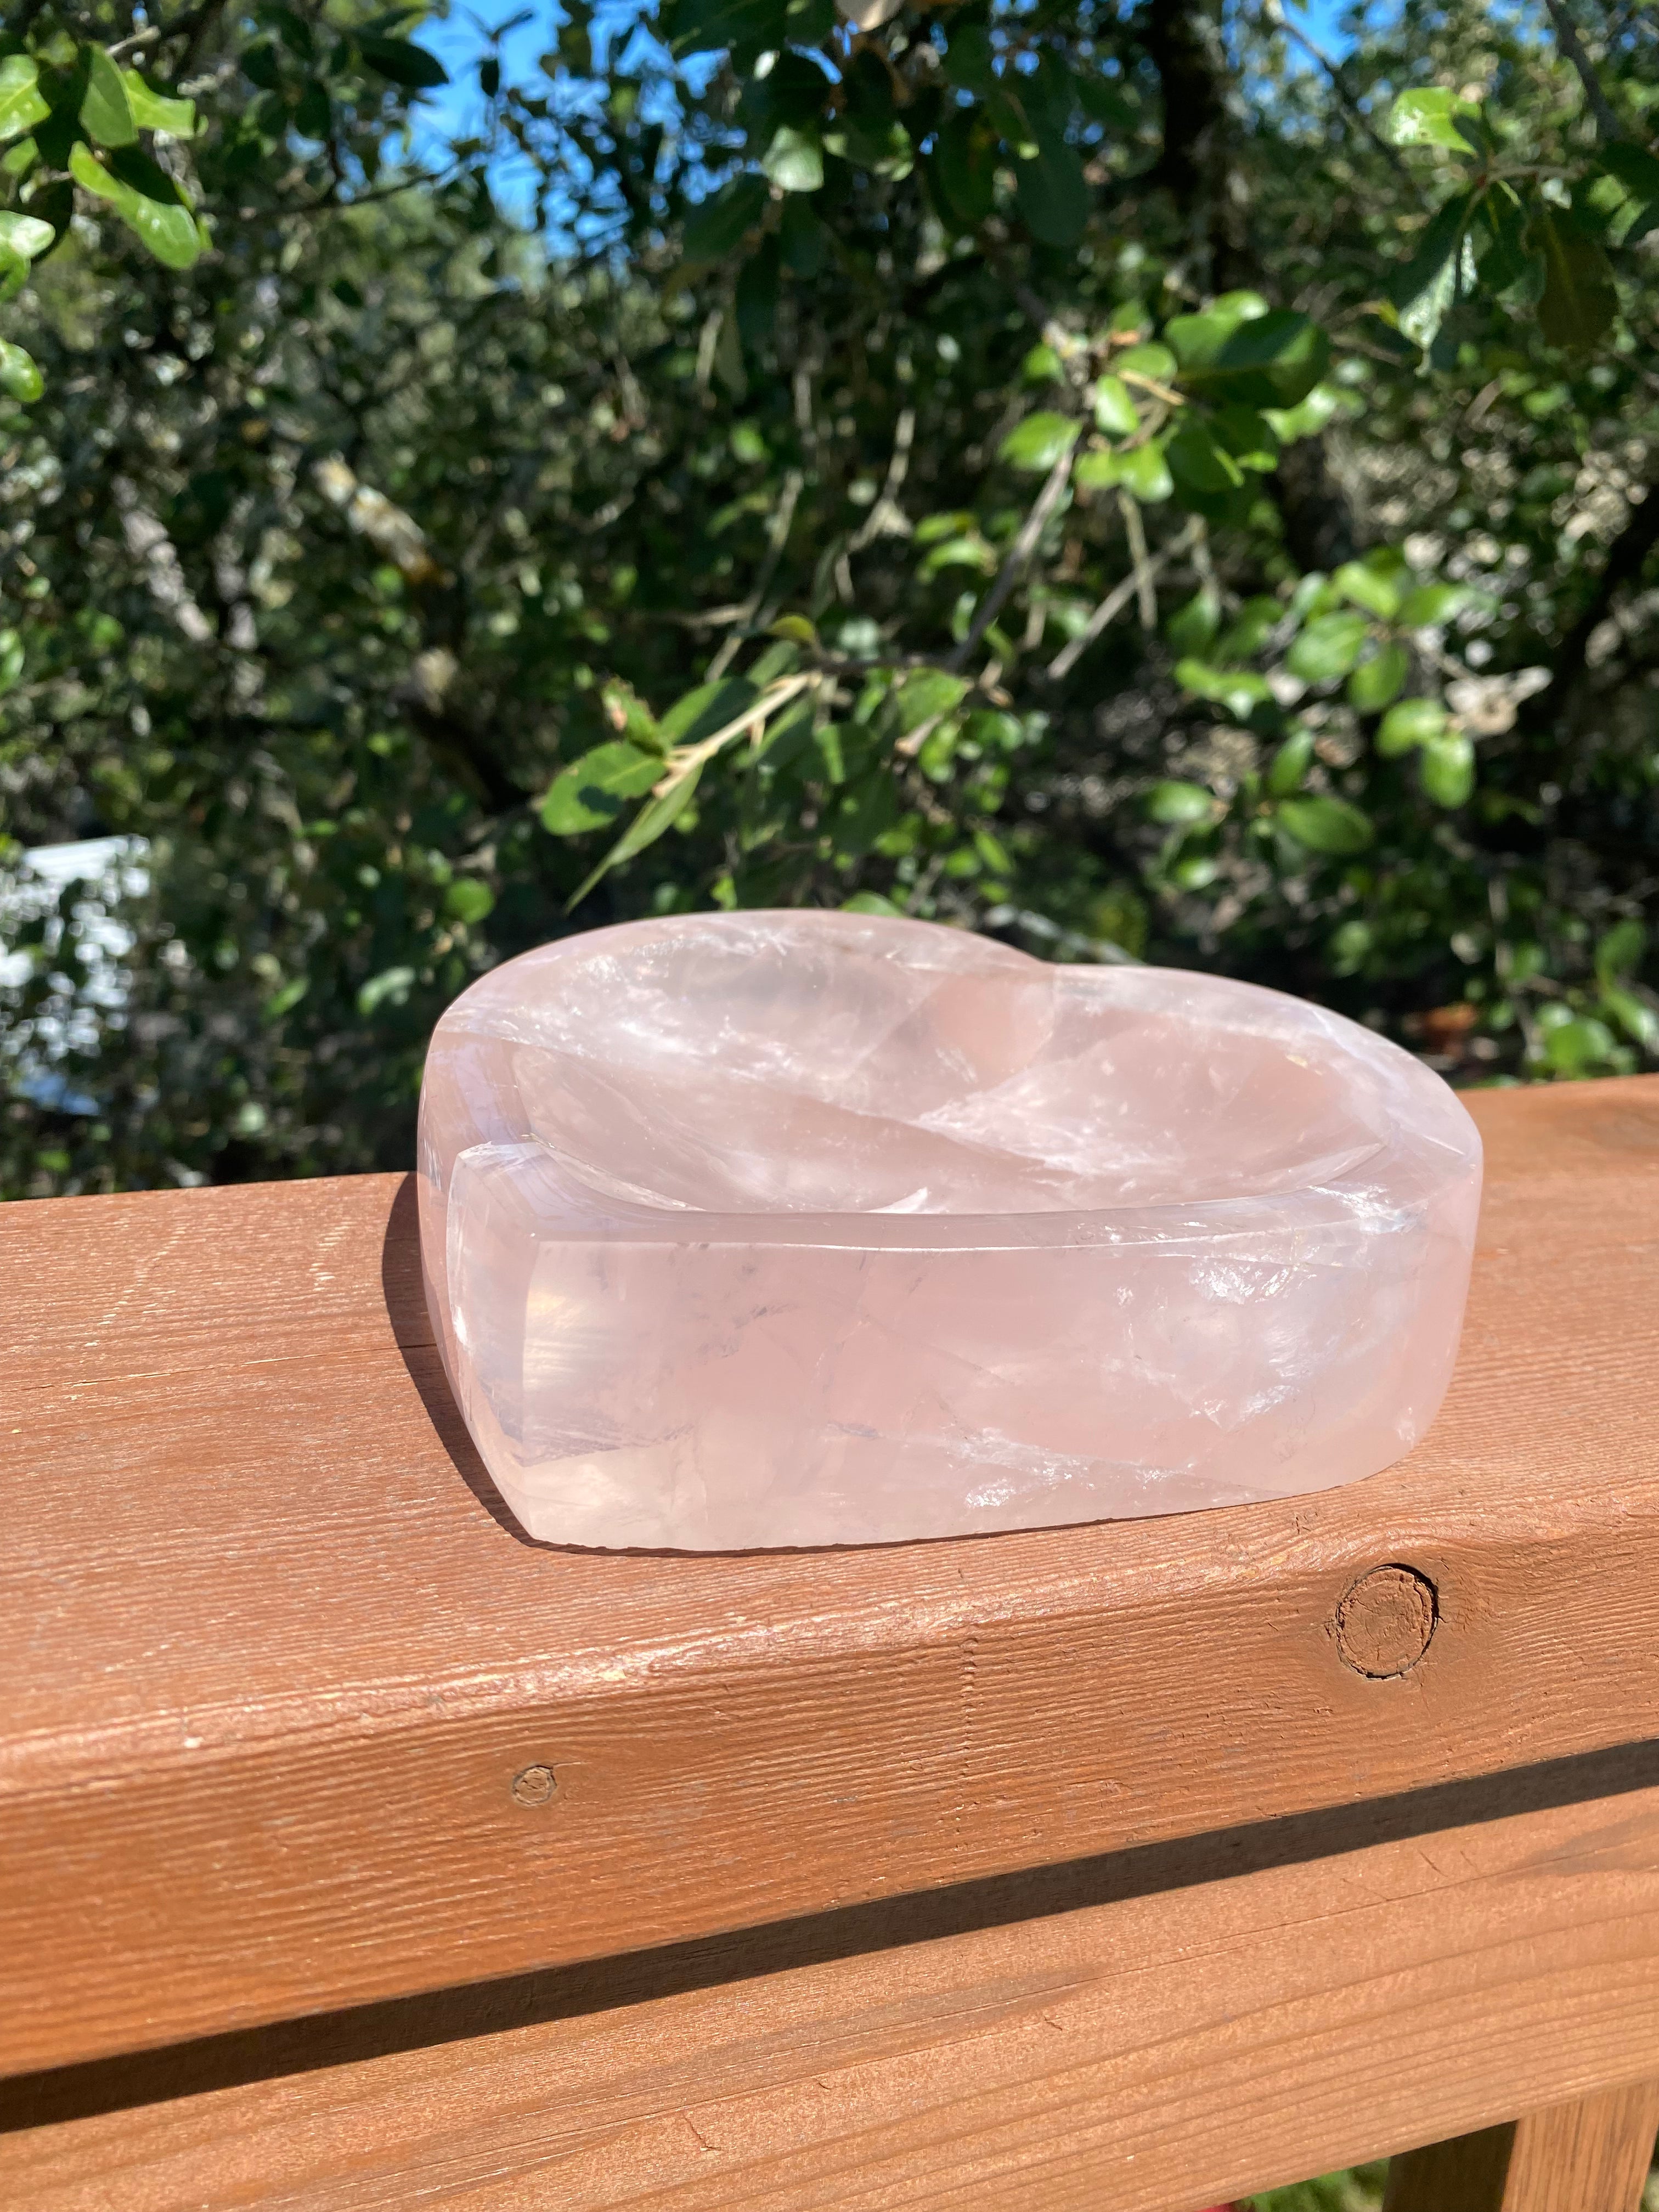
[[511, 1763, 557, 1807]]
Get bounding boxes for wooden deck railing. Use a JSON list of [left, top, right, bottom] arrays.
[[3, 1073, 1659, 2210]]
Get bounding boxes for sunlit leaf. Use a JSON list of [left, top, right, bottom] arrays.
[[1386, 88, 1481, 153], [1377, 697, 1447, 754], [1092, 375, 1139, 439], [1146, 779, 1214, 824], [0, 338, 43, 402], [0, 58, 50, 148], [539, 741, 663, 834], [1419, 732, 1475, 806], [1285, 612, 1369, 683], [80, 48, 137, 148], [1277, 794, 1374, 855], [763, 125, 822, 194], [999, 411, 1079, 472]]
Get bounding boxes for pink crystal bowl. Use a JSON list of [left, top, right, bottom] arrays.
[[417, 912, 1482, 1551]]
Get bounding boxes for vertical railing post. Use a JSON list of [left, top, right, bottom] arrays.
[[1384, 2079, 1659, 2212]]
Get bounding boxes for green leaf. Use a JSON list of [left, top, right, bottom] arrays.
[[1397, 581, 1466, 627], [1266, 726, 1316, 798], [357, 964, 416, 1015], [1385, 88, 1481, 153], [1174, 660, 1272, 719], [262, 975, 309, 1021], [567, 764, 705, 908], [1544, 1015, 1616, 1076], [1165, 293, 1268, 369], [70, 144, 202, 268], [1015, 135, 1090, 249], [1595, 917, 1646, 987], [1599, 143, 1659, 204], [1534, 207, 1617, 352], [682, 173, 769, 262], [0, 627, 22, 692], [1166, 422, 1244, 496], [122, 71, 198, 138], [1072, 449, 1122, 492], [1092, 374, 1139, 439], [1347, 642, 1409, 713], [1114, 342, 1177, 385], [1263, 383, 1344, 442], [1277, 794, 1374, 855], [539, 741, 663, 834], [999, 411, 1078, 473], [1391, 193, 1475, 351], [0, 338, 42, 402], [1477, 182, 1543, 300], [443, 879, 496, 924], [1376, 697, 1447, 754], [1167, 587, 1221, 654], [1211, 404, 1278, 472], [1419, 732, 1475, 806], [0, 211, 54, 260], [668, 0, 789, 57], [763, 125, 822, 194], [1602, 985, 1659, 1053], [927, 111, 995, 234], [1146, 779, 1214, 824], [659, 677, 759, 746], [1285, 611, 1370, 683], [0, 57, 50, 148], [1333, 558, 1402, 622], [357, 35, 450, 88], [1113, 441, 1173, 503], [1209, 310, 1330, 408], [80, 48, 137, 148], [1214, 596, 1280, 664], [893, 670, 969, 729]]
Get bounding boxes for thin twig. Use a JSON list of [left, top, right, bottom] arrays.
[[1539, 0, 1626, 142], [949, 441, 1077, 671], [652, 673, 816, 794], [1266, 0, 1415, 182], [848, 408, 916, 552], [1047, 518, 1200, 681], [706, 469, 805, 680], [1118, 490, 1157, 629]]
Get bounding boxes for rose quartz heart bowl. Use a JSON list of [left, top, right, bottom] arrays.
[[417, 912, 1481, 1550]]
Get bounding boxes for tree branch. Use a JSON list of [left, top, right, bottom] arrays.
[[1540, 0, 1626, 143], [949, 441, 1077, 671]]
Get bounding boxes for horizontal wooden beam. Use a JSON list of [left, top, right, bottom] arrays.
[[2, 1076, 1658, 2074], [8, 1753, 1659, 2209]]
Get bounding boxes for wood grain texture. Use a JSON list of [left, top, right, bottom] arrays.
[[3, 1076, 1659, 2075], [1385, 2079, 1659, 2212], [9, 1756, 1659, 2210]]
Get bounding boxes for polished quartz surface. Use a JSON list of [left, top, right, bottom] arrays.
[[418, 912, 1481, 1549]]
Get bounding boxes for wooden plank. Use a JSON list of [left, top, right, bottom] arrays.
[[2, 1077, 1658, 2074], [8, 1753, 1659, 2210], [1384, 2078, 1659, 2211]]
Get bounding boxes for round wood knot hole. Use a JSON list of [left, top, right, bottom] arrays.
[[511, 1763, 557, 1807], [1335, 1565, 1437, 1679]]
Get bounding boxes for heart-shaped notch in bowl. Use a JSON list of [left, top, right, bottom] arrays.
[[418, 911, 1481, 1551]]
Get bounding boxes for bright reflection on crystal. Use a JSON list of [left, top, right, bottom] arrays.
[[417, 912, 1481, 1550]]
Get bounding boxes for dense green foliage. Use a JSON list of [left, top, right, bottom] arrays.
[[2, 0, 1657, 1194]]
